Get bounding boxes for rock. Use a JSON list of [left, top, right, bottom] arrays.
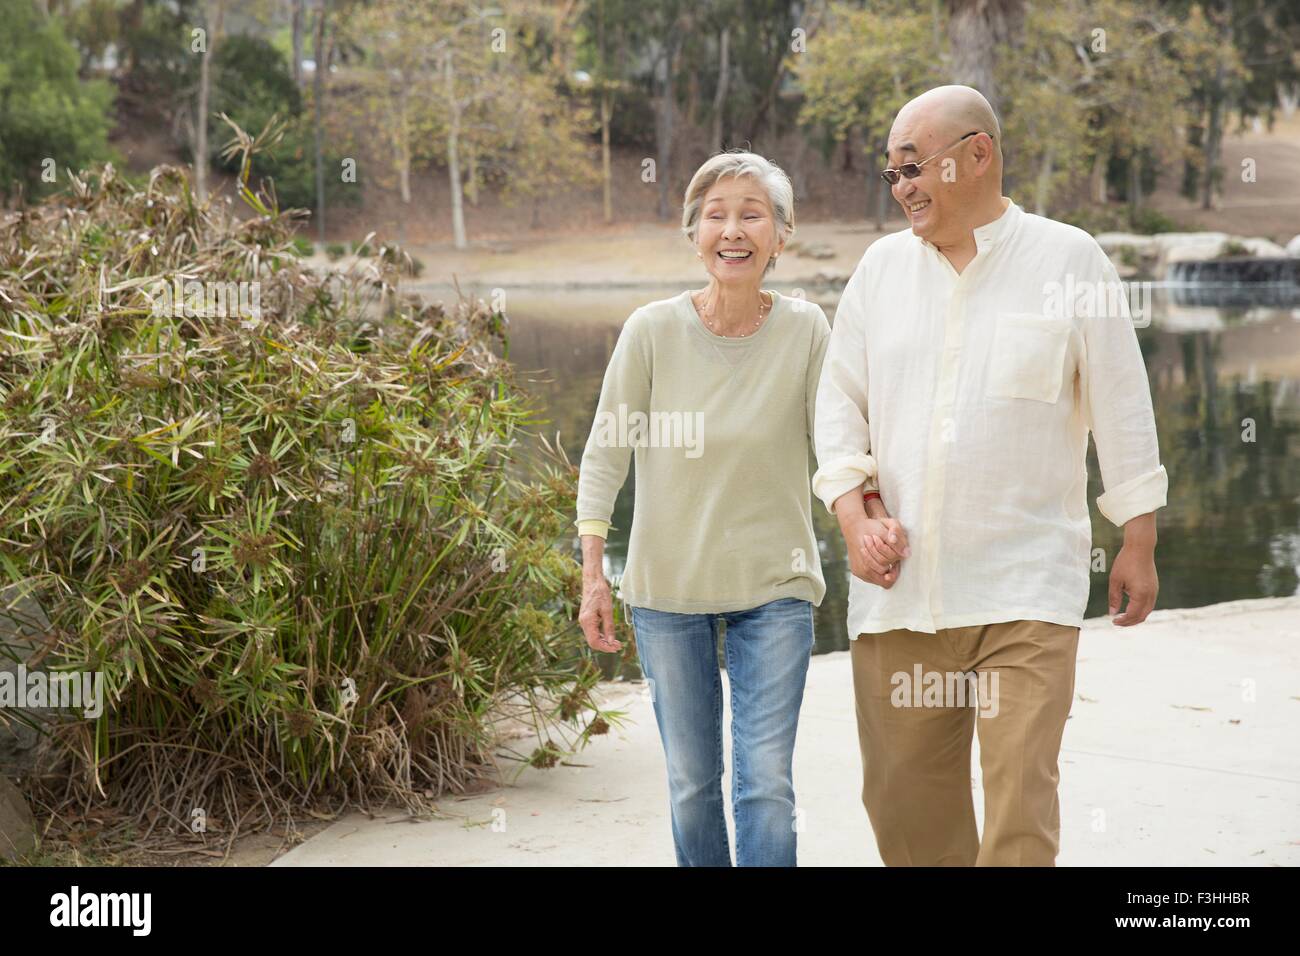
[[1149, 231, 1229, 255], [0, 773, 36, 861], [1164, 243, 1227, 265], [0, 586, 49, 779], [1285, 235, 1300, 257]]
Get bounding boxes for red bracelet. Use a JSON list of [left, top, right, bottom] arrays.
[[863, 491, 882, 504]]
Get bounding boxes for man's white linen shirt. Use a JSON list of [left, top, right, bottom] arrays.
[[812, 199, 1168, 636]]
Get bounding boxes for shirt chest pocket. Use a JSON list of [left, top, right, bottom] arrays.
[[986, 313, 1071, 404]]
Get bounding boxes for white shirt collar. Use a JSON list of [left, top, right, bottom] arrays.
[[917, 196, 1019, 253]]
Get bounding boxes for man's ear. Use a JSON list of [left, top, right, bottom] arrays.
[[970, 133, 996, 176]]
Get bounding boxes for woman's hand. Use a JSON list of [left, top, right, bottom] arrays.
[[578, 536, 621, 652]]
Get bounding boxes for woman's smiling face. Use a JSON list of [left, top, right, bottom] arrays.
[[696, 175, 782, 284]]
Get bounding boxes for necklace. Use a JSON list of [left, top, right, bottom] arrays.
[[695, 291, 771, 337]]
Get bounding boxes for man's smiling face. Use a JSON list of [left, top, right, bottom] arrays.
[[886, 109, 963, 244]]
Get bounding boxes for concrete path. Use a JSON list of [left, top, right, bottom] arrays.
[[274, 597, 1300, 867]]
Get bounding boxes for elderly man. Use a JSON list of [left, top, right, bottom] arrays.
[[814, 86, 1167, 866]]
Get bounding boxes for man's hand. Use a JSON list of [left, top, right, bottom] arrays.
[[1109, 512, 1158, 626]]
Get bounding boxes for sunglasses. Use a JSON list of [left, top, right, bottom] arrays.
[[880, 131, 982, 185]]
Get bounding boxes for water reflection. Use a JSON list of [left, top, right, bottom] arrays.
[[463, 284, 1300, 656]]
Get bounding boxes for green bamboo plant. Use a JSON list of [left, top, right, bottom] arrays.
[[0, 119, 615, 849]]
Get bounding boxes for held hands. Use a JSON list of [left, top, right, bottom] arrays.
[[842, 516, 910, 589]]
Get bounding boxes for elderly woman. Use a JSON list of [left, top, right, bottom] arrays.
[[575, 151, 846, 867]]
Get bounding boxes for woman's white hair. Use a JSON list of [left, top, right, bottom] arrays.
[[681, 150, 795, 275]]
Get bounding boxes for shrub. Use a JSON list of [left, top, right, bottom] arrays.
[[325, 241, 348, 260], [0, 131, 610, 850], [1058, 204, 1189, 237], [1127, 206, 1187, 235]]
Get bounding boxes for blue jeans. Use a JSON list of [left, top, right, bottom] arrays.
[[629, 597, 814, 867]]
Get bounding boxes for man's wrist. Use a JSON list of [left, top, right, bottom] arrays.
[[1121, 512, 1157, 551]]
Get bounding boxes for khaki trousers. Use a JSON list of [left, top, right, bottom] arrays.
[[850, 619, 1080, 866]]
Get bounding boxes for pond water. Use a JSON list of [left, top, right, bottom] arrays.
[[444, 283, 1300, 656]]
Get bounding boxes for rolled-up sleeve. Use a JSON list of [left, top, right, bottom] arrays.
[[812, 263, 879, 512], [1081, 249, 1168, 526], [575, 311, 650, 530]]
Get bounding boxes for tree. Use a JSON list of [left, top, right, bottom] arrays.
[[793, 2, 941, 227], [1166, 0, 1297, 210], [645, 1, 693, 220], [1083, 0, 1197, 221], [574, 0, 638, 223], [0, 0, 115, 201], [998, 0, 1195, 219]]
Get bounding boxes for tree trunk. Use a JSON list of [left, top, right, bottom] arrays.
[[600, 91, 613, 223], [1201, 63, 1226, 210], [1090, 150, 1107, 204], [711, 27, 730, 152], [873, 136, 889, 230], [791, 132, 808, 201], [291, 0, 305, 88], [312, 0, 327, 243], [946, 0, 1024, 116], [1033, 143, 1054, 216], [194, 0, 225, 203], [1127, 155, 1142, 225], [397, 81, 411, 243], [597, 0, 614, 223], [1202, 0, 1234, 210], [445, 54, 468, 249], [754, 43, 787, 143], [466, 147, 479, 206], [654, 38, 682, 221]]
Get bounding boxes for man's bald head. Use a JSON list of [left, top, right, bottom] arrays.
[[892, 85, 1002, 162], [885, 85, 1007, 248]]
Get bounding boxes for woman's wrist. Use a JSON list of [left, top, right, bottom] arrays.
[[580, 536, 606, 581]]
